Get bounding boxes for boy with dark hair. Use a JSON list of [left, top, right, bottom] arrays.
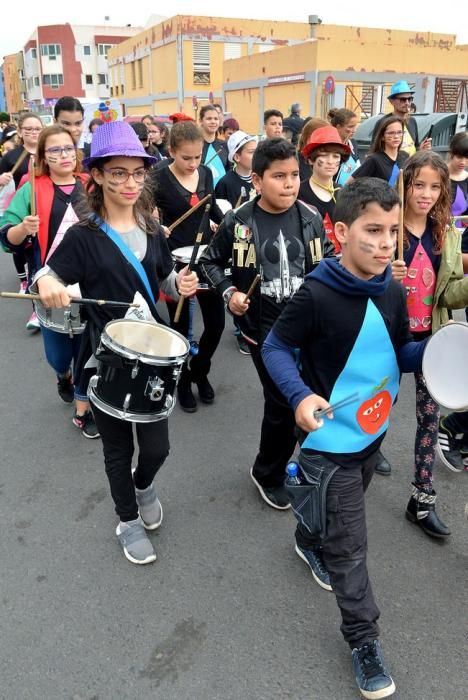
[[201, 138, 332, 509], [54, 96, 85, 145], [262, 178, 426, 699], [263, 110, 283, 139]]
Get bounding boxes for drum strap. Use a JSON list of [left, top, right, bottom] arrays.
[[94, 217, 156, 307]]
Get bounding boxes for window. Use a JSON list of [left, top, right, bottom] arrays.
[[110, 87, 114, 96], [42, 73, 64, 88], [115, 86, 119, 96], [85, 74, 93, 85], [34, 77, 40, 87], [98, 44, 113, 58], [224, 43, 242, 60], [193, 41, 210, 85], [131, 62, 136, 90], [121, 84, 124, 95], [40, 44, 61, 59], [137, 59, 143, 88], [31, 48, 37, 59], [98, 73, 107, 85], [83, 45, 91, 56]]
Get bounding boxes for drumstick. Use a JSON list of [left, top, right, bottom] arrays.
[[0, 148, 28, 190], [397, 170, 404, 260], [204, 146, 224, 168], [167, 194, 211, 233], [244, 274, 260, 301], [0, 292, 139, 308], [29, 155, 36, 216], [313, 391, 360, 419], [234, 187, 246, 209], [174, 203, 211, 323], [453, 215, 468, 222]]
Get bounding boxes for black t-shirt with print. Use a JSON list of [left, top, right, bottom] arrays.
[[352, 151, 409, 183], [298, 180, 336, 224], [255, 205, 305, 337], [0, 145, 30, 188], [215, 169, 254, 208]]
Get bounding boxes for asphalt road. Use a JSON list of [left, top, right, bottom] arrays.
[[0, 254, 466, 700]]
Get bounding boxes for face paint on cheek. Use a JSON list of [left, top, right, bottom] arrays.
[[106, 184, 119, 194], [316, 158, 325, 168], [358, 241, 377, 254], [47, 156, 59, 164]]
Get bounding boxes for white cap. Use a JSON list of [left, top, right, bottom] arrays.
[[227, 130, 257, 162]]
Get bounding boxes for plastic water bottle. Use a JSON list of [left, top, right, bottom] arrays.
[[286, 461, 302, 486]]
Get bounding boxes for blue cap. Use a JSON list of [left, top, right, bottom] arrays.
[[388, 80, 415, 99], [286, 462, 299, 477]]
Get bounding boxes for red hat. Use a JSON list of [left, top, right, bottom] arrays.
[[169, 112, 195, 123], [302, 125, 351, 161]]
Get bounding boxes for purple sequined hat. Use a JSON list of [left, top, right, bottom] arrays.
[[82, 120, 157, 169]]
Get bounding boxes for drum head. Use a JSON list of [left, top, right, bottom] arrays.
[[172, 245, 208, 265], [422, 322, 468, 411], [103, 319, 189, 362]]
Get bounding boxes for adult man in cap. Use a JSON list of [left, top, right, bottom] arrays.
[[282, 103, 305, 146], [372, 80, 432, 156]]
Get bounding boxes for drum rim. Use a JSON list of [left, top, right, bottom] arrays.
[[101, 318, 189, 365], [88, 383, 175, 423], [171, 244, 208, 264], [422, 321, 468, 411], [33, 300, 86, 334]]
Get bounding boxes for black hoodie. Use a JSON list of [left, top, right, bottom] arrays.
[[262, 257, 426, 464]]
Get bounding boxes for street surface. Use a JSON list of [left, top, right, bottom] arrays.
[[0, 253, 466, 700]]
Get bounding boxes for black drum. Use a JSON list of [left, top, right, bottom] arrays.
[[88, 319, 189, 422]]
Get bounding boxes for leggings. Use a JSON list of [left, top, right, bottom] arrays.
[[414, 371, 439, 491]]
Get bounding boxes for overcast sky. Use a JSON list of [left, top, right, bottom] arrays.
[[2, 0, 468, 57]]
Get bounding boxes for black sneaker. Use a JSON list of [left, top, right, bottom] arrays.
[[236, 335, 251, 355], [295, 543, 332, 591], [195, 377, 215, 404], [352, 640, 396, 699], [374, 451, 392, 476], [436, 417, 464, 472], [57, 374, 74, 404], [177, 382, 197, 412], [72, 410, 100, 439], [250, 468, 290, 510]]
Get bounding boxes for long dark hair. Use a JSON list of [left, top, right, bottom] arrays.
[[369, 115, 404, 154], [403, 151, 451, 253], [85, 156, 159, 235]]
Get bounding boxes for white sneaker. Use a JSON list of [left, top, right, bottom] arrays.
[[26, 311, 40, 331], [19, 280, 28, 294], [116, 518, 156, 565]]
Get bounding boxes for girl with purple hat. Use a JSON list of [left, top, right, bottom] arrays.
[[34, 121, 199, 565]]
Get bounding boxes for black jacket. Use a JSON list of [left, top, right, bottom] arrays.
[[200, 196, 334, 344]]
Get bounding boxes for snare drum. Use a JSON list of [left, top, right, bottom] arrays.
[[88, 319, 189, 422], [422, 322, 468, 411], [34, 300, 86, 336], [172, 245, 210, 291]]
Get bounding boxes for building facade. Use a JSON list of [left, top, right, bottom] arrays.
[[22, 24, 143, 111], [107, 15, 310, 117], [222, 24, 468, 133]]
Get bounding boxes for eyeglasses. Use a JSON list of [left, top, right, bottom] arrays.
[[22, 127, 42, 133], [45, 145, 77, 156], [385, 131, 403, 137], [101, 167, 147, 184], [396, 97, 413, 103]]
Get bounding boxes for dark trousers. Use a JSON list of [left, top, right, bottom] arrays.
[[166, 290, 225, 380], [250, 344, 297, 488], [444, 409, 468, 435], [296, 453, 380, 648], [414, 372, 439, 490], [12, 250, 27, 279], [93, 406, 170, 522]]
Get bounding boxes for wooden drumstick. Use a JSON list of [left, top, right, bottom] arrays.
[[244, 274, 260, 301], [0, 148, 28, 190], [174, 203, 211, 323], [397, 170, 404, 260], [234, 186, 246, 210], [29, 155, 36, 216], [0, 292, 139, 308], [167, 194, 211, 233]]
